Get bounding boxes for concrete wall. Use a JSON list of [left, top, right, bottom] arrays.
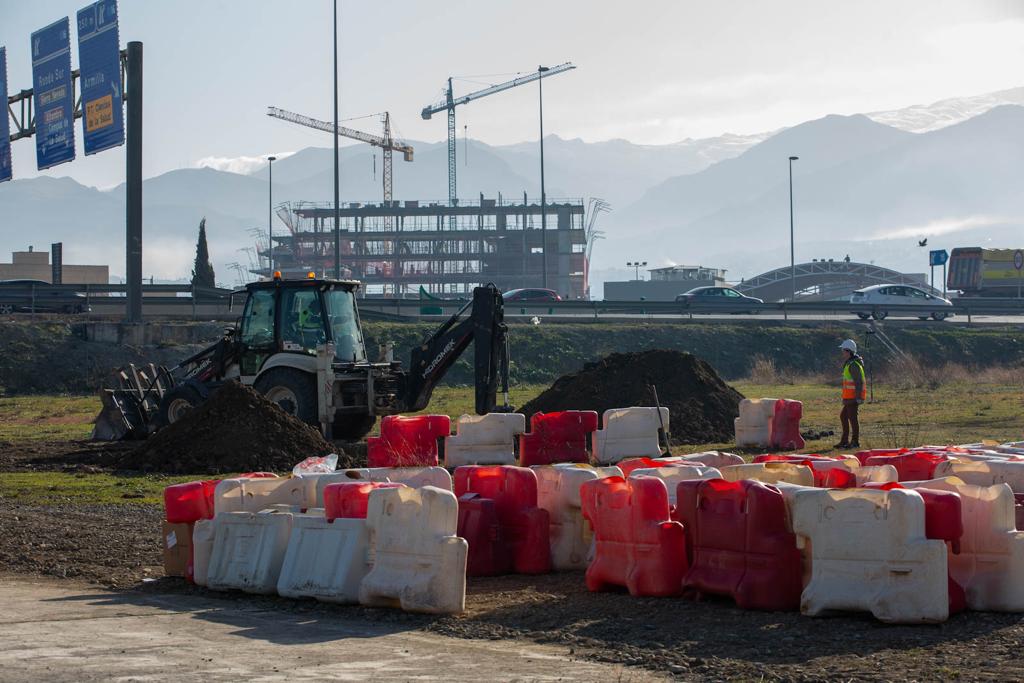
[[0, 251, 108, 285]]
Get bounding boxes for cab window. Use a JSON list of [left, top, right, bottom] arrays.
[[325, 288, 366, 362], [240, 289, 275, 347], [281, 288, 326, 353]]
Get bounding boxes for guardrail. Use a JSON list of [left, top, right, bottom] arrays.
[[6, 282, 1024, 323]]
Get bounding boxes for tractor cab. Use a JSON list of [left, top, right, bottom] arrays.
[[236, 275, 368, 377]]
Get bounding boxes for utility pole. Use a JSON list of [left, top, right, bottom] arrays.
[[125, 42, 143, 323], [267, 156, 276, 273], [538, 65, 550, 289], [332, 0, 341, 279], [788, 156, 799, 303]]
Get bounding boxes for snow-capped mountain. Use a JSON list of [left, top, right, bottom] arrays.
[[866, 86, 1024, 133]]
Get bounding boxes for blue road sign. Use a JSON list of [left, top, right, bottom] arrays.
[[0, 47, 11, 183], [929, 249, 948, 267], [31, 17, 76, 170], [77, 0, 123, 155]]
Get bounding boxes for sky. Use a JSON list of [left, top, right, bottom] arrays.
[[2, 0, 1024, 189]]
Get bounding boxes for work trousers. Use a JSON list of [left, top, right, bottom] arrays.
[[840, 402, 860, 444]]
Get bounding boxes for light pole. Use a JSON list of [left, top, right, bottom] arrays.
[[332, 0, 341, 279], [788, 155, 799, 302], [626, 261, 647, 281], [267, 156, 276, 274], [538, 65, 550, 288]]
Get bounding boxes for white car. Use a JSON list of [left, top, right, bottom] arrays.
[[850, 284, 954, 321]]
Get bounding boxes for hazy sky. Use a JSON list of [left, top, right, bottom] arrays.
[[3, 0, 1024, 189]]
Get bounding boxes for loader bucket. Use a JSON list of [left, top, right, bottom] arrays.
[[91, 363, 173, 441]]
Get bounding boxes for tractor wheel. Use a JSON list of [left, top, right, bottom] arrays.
[[157, 384, 204, 427], [254, 368, 318, 425], [333, 415, 377, 441]]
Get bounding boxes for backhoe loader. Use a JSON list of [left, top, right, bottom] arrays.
[[92, 274, 510, 440]]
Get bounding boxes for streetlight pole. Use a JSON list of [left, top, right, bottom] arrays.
[[332, 0, 341, 279], [267, 156, 276, 274], [788, 156, 799, 302], [626, 261, 647, 281], [538, 65, 550, 289]]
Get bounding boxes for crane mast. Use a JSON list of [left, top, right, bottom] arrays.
[[421, 62, 575, 208]]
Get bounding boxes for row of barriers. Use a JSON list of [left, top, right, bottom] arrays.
[[161, 440, 1024, 621], [367, 407, 676, 468]]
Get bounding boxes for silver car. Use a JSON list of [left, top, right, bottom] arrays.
[[849, 284, 953, 321]]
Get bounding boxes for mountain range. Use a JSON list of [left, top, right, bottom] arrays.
[[1, 86, 1023, 295]]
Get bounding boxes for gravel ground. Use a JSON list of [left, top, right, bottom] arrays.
[[4, 444, 1024, 680]]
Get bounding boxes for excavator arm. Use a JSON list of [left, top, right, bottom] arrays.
[[401, 284, 510, 414]]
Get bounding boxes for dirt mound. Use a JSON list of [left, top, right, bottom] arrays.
[[129, 382, 342, 474], [520, 350, 743, 445]]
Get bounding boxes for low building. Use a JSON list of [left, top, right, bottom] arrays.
[[0, 247, 109, 285], [604, 264, 726, 301]]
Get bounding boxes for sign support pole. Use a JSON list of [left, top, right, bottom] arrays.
[[125, 41, 142, 323]]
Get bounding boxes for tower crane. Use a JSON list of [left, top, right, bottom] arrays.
[[266, 106, 413, 206], [421, 62, 575, 207]]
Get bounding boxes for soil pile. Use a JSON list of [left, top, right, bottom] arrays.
[[520, 350, 743, 445], [129, 382, 343, 474]]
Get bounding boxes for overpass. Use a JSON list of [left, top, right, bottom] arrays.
[[734, 261, 930, 302]]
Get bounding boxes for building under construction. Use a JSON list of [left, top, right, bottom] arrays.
[[260, 196, 595, 299]]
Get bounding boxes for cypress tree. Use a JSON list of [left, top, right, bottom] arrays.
[[191, 217, 216, 290]]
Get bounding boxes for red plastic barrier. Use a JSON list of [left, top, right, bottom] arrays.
[[164, 480, 218, 523], [518, 411, 598, 467], [617, 457, 704, 477], [864, 451, 950, 481], [366, 414, 450, 468], [753, 455, 856, 488], [853, 448, 909, 466], [673, 478, 802, 610], [454, 466, 551, 575], [323, 481, 405, 521], [863, 481, 965, 613], [580, 476, 686, 596], [770, 399, 805, 451]]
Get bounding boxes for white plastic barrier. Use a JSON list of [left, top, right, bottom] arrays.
[[277, 511, 371, 603], [300, 466, 453, 507], [533, 464, 621, 571], [934, 460, 1024, 492], [734, 398, 777, 448], [592, 407, 669, 464], [851, 464, 899, 485], [720, 462, 814, 487], [214, 477, 312, 515], [444, 413, 526, 467], [790, 487, 949, 623], [191, 519, 215, 587], [629, 466, 722, 505], [670, 451, 745, 469], [359, 485, 467, 614], [206, 508, 296, 594], [903, 477, 1024, 611]]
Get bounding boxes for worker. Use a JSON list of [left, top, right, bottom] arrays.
[[836, 339, 866, 449], [297, 298, 325, 347]]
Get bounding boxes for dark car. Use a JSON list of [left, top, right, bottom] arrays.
[[675, 286, 763, 313], [0, 280, 91, 314], [502, 288, 562, 303]]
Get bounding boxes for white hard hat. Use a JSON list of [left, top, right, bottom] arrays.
[[839, 339, 857, 354]]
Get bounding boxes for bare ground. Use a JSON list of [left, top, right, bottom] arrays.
[[3, 442, 1024, 680]]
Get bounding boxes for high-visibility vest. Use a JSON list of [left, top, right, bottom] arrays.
[[842, 359, 866, 400]]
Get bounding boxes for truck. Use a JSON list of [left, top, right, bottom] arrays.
[[947, 247, 1024, 297], [92, 274, 510, 440]]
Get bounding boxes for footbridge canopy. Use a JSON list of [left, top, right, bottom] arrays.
[[734, 261, 930, 302]]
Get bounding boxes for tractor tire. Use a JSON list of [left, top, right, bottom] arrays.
[[254, 367, 318, 426], [157, 384, 204, 428], [333, 415, 377, 441]]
